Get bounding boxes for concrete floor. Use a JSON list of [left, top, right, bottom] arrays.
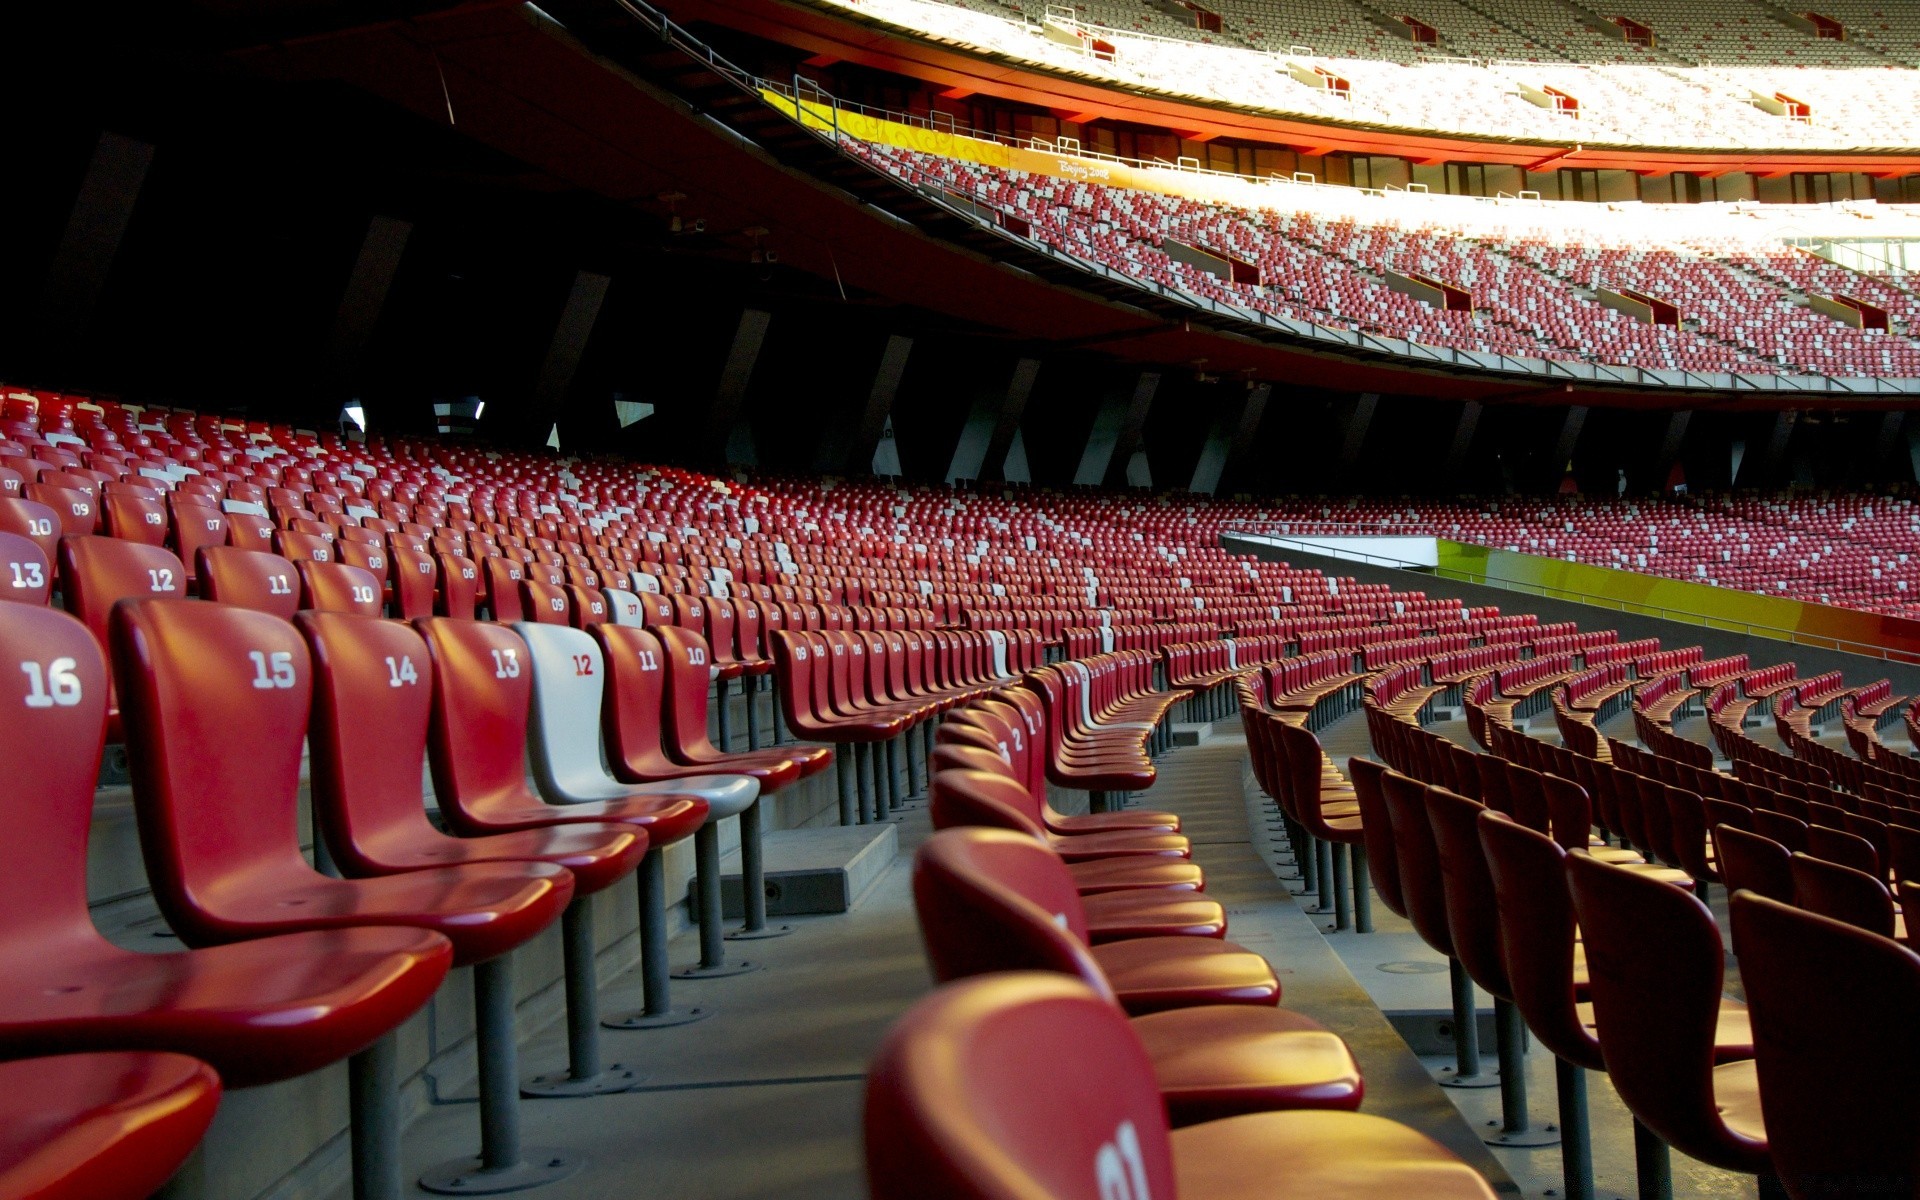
[[337, 697, 1789, 1199]]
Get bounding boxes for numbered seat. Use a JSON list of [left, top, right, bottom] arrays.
[[913, 829, 1359, 1120], [26, 483, 100, 536], [194, 546, 300, 618], [0, 1052, 220, 1200], [931, 762, 1195, 869], [0, 530, 50, 605], [915, 827, 1277, 1015], [654, 625, 832, 782], [435, 551, 480, 619], [0, 604, 452, 1200], [273, 528, 334, 564], [296, 559, 383, 617], [0, 495, 62, 571], [866, 974, 1496, 1200], [563, 584, 607, 628], [482, 556, 527, 622], [415, 617, 716, 1029], [109, 598, 583, 1193], [518, 621, 762, 981], [222, 511, 278, 554], [520, 578, 572, 626], [388, 546, 439, 620], [166, 499, 226, 588], [298, 611, 651, 1096], [57, 537, 188, 741], [102, 491, 170, 547]]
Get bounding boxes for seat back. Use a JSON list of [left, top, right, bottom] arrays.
[[1788, 853, 1896, 937], [1805, 824, 1881, 878], [0, 605, 112, 940], [516, 620, 615, 798], [482, 557, 526, 622], [435, 553, 479, 620], [1478, 811, 1596, 1067], [1347, 757, 1406, 918], [1425, 786, 1508, 998], [195, 546, 300, 619], [1714, 824, 1795, 904], [297, 560, 383, 617], [27, 483, 99, 536], [910, 828, 1107, 996], [521, 579, 572, 626], [0, 496, 61, 570], [104, 492, 170, 546], [1729, 892, 1920, 1199], [58, 538, 188, 654], [297, 611, 437, 873], [593, 622, 683, 780], [1563, 851, 1741, 1167], [653, 625, 724, 759], [929, 767, 1048, 839], [1380, 773, 1455, 957], [865, 974, 1173, 1200], [110, 598, 316, 945], [602, 587, 646, 627], [0, 530, 50, 606], [416, 617, 537, 830]]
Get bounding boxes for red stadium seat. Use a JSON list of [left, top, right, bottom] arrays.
[[195, 545, 300, 618], [0, 530, 50, 606], [109, 597, 582, 1192], [865, 974, 1494, 1199], [0, 1052, 220, 1200], [0, 604, 451, 1198]]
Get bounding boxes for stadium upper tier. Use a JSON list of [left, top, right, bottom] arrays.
[[817, 0, 1920, 149], [841, 132, 1920, 381], [1228, 491, 1920, 618]]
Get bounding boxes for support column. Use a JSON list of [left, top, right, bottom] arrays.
[[1333, 392, 1379, 476], [1074, 381, 1133, 485], [37, 131, 155, 372], [1442, 400, 1484, 488], [1547, 404, 1588, 489], [1647, 409, 1692, 493], [711, 307, 772, 467], [327, 216, 412, 386], [523, 269, 611, 448], [1103, 371, 1161, 488], [1190, 384, 1267, 495], [1218, 382, 1272, 494], [828, 333, 911, 474], [1744, 411, 1795, 488], [1873, 410, 1906, 482], [980, 357, 1042, 482]]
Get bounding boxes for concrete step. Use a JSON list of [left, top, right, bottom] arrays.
[[695, 822, 900, 919]]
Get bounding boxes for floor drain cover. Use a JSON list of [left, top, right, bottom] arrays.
[[1377, 961, 1449, 974]]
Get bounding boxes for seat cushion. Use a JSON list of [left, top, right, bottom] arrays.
[[1081, 891, 1227, 943], [1090, 937, 1281, 1014], [1066, 857, 1205, 895], [1171, 1110, 1497, 1199], [1132, 1005, 1362, 1125]]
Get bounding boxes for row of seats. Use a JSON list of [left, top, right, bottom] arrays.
[[848, 140, 1920, 380], [825, 0, 1920, 146], [1358, 615, 1920, 1196]]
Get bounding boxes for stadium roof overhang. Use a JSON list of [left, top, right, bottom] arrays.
[[196, 0, 1920, 410], [654, 0, 1920, 177]]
